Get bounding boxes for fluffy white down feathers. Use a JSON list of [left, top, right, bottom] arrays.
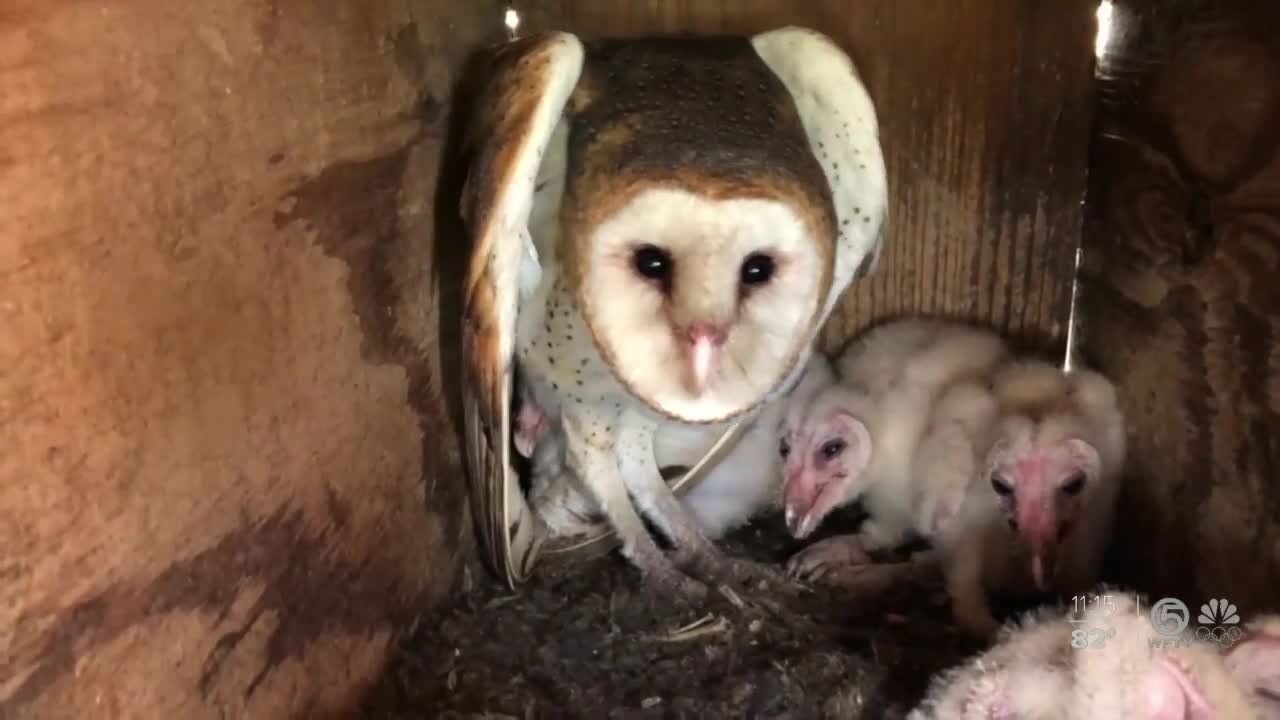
[[909, 592, 1280, 719], [781, 317, 1127, 637]]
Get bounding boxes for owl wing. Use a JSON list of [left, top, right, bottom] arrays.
[[751, 27, 890, 334], [460, 32, 584, 588]]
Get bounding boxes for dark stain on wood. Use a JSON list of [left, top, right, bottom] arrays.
[[392, 22, 428, 85], [1081, 0, 1280, 610], [274, 150, 410, 360], [1, 505, 414, 712], [272, 127, 467, 553], [274, 148, 415, 366], [390, 22, 449, 130], [432, 44, 505, 469], [2, 1, 500, 715]]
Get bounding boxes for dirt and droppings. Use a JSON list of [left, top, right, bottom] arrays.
[[363, 514, 988, 719]]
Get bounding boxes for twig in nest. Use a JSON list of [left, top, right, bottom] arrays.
[[484, 594, 522, 610], [771, 659, 794, 692], [717, 584, 746, 610], [747, 595, 826, 639], [657, 613, 730, 642], [605, 591, 621, 638]]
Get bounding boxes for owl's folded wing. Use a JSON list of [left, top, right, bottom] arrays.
[[752, 27, 890, 336], [461, 32, 584, 588]]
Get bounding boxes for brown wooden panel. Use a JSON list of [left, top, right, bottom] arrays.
[[0, 0, 501, 716], [1079, 0, 1280, 610], [509, 0, 1097, 352]]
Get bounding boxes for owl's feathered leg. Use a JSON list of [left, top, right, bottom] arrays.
[[615, 409, 795, 594], [561, 405, 708, 605]]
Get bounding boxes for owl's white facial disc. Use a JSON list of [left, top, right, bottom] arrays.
[[581, 186, 826, 424]]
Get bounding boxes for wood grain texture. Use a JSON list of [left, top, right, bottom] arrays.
[[1080, 0, 1280, 611], [0, 0, 501, 716], [509, 0, 1097, 353]]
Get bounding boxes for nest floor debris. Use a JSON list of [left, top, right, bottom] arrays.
[[361, 515, 988, 719]]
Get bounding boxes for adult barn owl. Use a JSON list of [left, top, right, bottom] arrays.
[[461, 27, 888, 593]]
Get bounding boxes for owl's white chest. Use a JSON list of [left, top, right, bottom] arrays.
[[515, 265, 631, 417]]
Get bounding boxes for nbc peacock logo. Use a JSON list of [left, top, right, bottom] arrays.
[[1195, 597, 1243, 648]]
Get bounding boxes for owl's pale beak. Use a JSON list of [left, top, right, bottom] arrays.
[[692, 337, 715, 389], [682, 323, 727, 395]]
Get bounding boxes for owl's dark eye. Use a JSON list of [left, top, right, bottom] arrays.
[[1061, 472, 1086, 496], [779, 438, 791, 459], [820, 438, 846, 459], [991, 474, 1014, 497], [632, 245, 672, 285], [740, 252, 776, 287]]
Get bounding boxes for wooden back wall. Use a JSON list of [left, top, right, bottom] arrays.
[[5, 0, 1275, 717]]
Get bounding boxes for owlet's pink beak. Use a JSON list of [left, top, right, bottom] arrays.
[[1015, 487, 1058, 591], [784, 465, 838, 540]]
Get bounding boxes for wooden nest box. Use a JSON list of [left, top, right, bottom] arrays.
[[2, 0, 1275, 716]]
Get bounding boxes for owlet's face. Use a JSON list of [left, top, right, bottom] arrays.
[[581, 186, 828, 423], [986, 418, 1100, 591], [779, 400, 871, 540]]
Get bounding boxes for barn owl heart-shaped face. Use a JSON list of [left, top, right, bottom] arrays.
[[579, 185, 829, 424]]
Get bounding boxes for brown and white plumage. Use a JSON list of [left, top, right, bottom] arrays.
[[460, 28, 888, 591], [909, 591, 1280, 719], [461, 33, 582, 584]]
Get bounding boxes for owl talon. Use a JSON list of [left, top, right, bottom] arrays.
[[669, 542, 727, 580], [622, 530, 711, 609], [786, 534, 920, 597], [723, 557, 797, 593], [786, 533, 876, 582], [817, 562, 914, 597], [668, 545, 788, 594], [642, 567, 710, 608]]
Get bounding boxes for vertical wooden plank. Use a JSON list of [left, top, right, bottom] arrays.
[[1080, 0, 1280, 610], [0, 0, 502, 716], [509, 0, 1096, 352]]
